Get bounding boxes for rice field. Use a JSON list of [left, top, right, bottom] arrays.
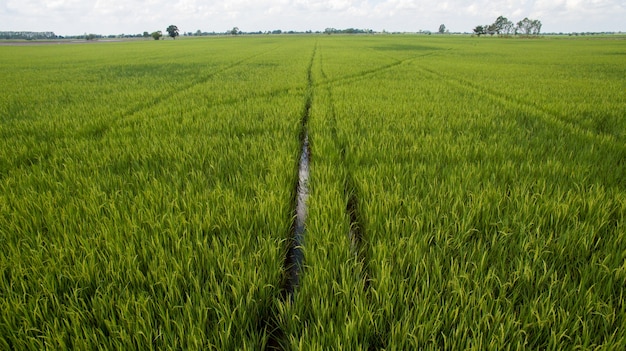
[[1, 35, 625, 349]]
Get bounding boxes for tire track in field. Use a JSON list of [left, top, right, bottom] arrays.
[[108, 44, 283, 131], [318, 50, 373, 292], [281, 43, 316, 300], [315, 51, 436, 91], [319, 48, 385, 349], [416, 65, 623, 145], [114, 49, 436, 136], [415, 65, 626, 190], [263, 43, 316, 351]]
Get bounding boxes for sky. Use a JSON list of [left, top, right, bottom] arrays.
[[1, 0, 624, 36]]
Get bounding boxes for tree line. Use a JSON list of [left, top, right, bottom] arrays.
[[474, 16, 542, 37], [0, 31, 57, 40]]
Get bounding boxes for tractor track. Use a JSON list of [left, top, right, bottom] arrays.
[[264, 43, 431, 350], [319, 50, 374, 291], [314, 52, 436, 92], [416, 65, 623, 145], [281, 43, 316, 300], [263, 43, 316, 351], [100, 45, 284, 133]]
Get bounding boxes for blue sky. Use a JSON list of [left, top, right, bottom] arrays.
[[1, 0, 624, 36]]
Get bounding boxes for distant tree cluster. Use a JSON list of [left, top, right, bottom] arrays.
[[473, 16, 542, 37], [0, 31, 57, 40], [153, 27, 320, 37], [324, 28, 374, 35]]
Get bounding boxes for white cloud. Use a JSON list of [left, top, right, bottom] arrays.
[[1, 0, 624, 35]]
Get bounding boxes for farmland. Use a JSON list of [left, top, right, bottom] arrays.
[[1, 35, 625, 349]]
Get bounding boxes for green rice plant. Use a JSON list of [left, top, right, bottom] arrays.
[[318, 35, 625, 349], [1, 35, 624, 349], [0, 36, 317, 349]]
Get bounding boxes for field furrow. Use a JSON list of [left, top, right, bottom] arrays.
[[416, 64, 625, 145], [281, 43, 317, 300], [115, 43, 283, 123]]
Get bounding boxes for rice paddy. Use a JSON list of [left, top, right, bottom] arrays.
[[1, 34, 625, 349]]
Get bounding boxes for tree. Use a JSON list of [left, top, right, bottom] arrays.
[[230, 27, 240, 35], [478, 15, 541, 38], [516, 18, 533, 35], [438, 24, 446, 34], [493, 15, 514, 36], [515, 18, 542, 36], [473, 25, 486, 36], [531, 19, 542, 35], [501, 19, 515, 36], [151, 31, 162, 40], [166, 25, 179, 39]]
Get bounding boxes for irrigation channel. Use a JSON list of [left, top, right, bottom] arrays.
[[262, 46, 315, 351], [265, 44, 375, 349], [278, 43, 316, 301], [282, 131, 310, 298]]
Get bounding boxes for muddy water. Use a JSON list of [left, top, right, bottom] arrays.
[[283, 132, 310, 298]]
